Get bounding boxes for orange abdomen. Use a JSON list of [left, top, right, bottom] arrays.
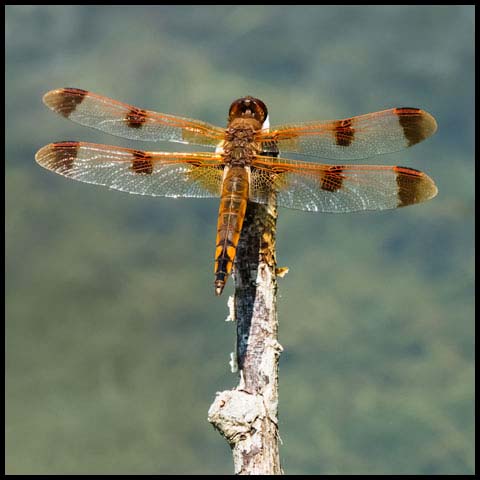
[[214, 166, 249, 295]]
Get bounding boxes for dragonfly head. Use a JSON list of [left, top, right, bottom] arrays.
[[229, 96, 268, 127]]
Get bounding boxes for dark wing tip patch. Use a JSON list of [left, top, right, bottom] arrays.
[[395, 107, 438, 147], [35, 141, 80, 172], [394, 166, 438, 207], [43, 88, 88, 118]]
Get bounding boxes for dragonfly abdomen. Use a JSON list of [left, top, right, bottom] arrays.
[[214, 166, 249, 295]]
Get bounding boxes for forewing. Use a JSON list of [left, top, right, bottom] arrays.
[[256, 108, 437, 160], [250, 156, 438, 213], [35, 142, 224, 198], [42, 88, 225, 147]]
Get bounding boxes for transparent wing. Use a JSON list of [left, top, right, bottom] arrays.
[[250, 155, 437, 213], [35, 142, 225, 198], [256, 108, 437, 160], [42, 88, 226, 147]]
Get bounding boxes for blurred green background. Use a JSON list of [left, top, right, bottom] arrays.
[[5, 5, 474, 475]]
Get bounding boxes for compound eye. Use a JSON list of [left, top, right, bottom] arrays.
[[251, 99, 268, 123], [228, 99, 243, 118], [228, 97, 268, 123]]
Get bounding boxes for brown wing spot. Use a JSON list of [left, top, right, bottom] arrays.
[[131, 150, 154, 174], [395, 107, 437, 147], [394, 166, 438, 207], [126, 107, 148, 129], [334, 119, 355, 147], [49, 88, 88, 118], [320, 166, 344, 192], [51, 141, 79, 172]]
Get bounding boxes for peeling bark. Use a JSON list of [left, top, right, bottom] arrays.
[[208, 199, 283, 475]]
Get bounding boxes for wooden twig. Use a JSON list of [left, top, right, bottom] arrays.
[[208, 197, 283, 475]]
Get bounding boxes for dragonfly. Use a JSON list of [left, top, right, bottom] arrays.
[[35, 88, 438, 295]]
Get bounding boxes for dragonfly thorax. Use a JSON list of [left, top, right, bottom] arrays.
[[223, 124, 260, 166]]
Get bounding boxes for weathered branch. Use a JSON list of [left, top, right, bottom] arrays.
[[208, 198, 283, 475]]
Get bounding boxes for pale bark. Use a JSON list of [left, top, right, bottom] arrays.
[[208, 199, 283, 475]]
